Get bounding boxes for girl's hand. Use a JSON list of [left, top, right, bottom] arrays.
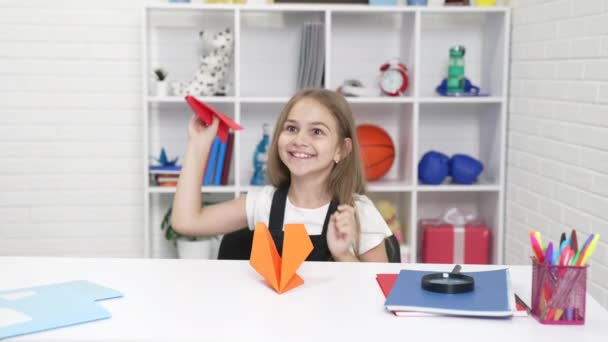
[[188, 115, 220, 148], [327, 204, 357, 261]]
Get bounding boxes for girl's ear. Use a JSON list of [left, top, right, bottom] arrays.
[[336, 137, 352, 161]]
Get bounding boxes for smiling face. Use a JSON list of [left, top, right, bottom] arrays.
[[277, 98, 343, 182]]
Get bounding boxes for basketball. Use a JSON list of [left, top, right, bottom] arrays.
[[356, 124, 395, 181]]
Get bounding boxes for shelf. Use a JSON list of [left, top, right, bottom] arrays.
[[417, 183, 501, 192], [419, 10, 507, 98], [368, 181, 413, 193], [143, 5, 509, 263], [239, 10, 325, 97], [416, 191, 502, 263], [239, 97, 289, 103], [147, 96, 235, 103], [330, 10, 416, 96], [149, 186, 237, 194], [346, 97, 414, 104], [418, 96, 503, 104], [146, 96, 501, 104], [146, 3, 509, 14], [418, 102, 503, 184]]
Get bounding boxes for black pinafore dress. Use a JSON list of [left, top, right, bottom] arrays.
[[268, 187, 337, 262]]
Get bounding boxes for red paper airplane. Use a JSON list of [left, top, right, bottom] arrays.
[[185, 96, 243, 143]]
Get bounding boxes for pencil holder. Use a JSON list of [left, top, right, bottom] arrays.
[[531, 258, 588, 325]]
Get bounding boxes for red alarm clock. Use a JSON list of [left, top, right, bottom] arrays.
[[379, 59, 408, 96]]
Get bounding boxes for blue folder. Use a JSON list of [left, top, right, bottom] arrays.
[[384, 268, 513, 317], [0, 280, 122, 339]]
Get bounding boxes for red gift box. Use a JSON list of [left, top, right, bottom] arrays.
[[421, 220, 491, 264]]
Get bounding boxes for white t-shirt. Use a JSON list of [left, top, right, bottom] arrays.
[[245, 186, 392, 256]]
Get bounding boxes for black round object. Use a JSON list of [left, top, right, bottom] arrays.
[[420, 265, 475, 294]]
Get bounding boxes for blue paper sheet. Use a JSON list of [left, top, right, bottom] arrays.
[[0, 280, 122, 339]]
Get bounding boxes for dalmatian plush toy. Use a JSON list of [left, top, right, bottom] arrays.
[[179, 28, 233, 97]]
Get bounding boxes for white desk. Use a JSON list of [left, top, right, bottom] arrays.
[[2, 257, 608, 342]]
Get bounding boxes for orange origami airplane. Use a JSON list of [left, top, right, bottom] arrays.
[[250, 223, 313, 294], [185, 95, 243, 143]]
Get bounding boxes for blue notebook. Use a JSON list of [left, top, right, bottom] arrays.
[[203, 137, 221, 186], [384, 268, 514, 317], [0, 280, 122, 339], [213, 138, 228, 185]]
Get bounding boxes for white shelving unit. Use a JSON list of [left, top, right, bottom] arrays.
[[143, 3, 510, 263]]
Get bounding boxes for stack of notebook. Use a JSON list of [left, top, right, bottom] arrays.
[[378, 268, 525, 318]]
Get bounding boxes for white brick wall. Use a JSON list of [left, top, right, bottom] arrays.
[[508, 0, 608, 309], [0, 0, 159, 257]]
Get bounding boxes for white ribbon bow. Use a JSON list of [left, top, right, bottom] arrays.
[[442, 208, 477, 264]]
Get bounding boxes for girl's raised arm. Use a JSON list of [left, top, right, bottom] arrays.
[[171, 116, 248, 236]]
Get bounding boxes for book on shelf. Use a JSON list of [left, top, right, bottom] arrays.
[[149, 165, 180, 187], [149, 165, 181, 175], [203, 137, 221, 186], [214, 137, 228, 185], [381, 268, 516, 318], [221, 133, 234, 185], [149, 132, 234, 188]]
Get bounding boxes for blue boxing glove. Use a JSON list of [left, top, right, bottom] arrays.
[[450, 154, 484, 185], [418, 151, 449, 185]]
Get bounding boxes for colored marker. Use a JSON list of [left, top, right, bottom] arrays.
[[530, 232, 545, 263], [579, 234, 600, 266], [571, 229, 578, 254], [559, 246, 571, 266], [544, 242, 553, 265], [559, 239, 568, 255], [564, 248, 574, 266], [575, 234, 595, 266], [534, 231, 545, 250]]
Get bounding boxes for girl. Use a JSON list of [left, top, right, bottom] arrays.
[[171, 88, 391, 262]]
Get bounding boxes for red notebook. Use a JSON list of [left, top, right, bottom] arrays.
[[376, 273, 529, 317], [220, 132, 234, 185]]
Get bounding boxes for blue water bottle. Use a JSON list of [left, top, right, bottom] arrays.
[[250, 123, 269, 185]]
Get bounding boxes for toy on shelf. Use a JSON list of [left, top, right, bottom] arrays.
[[150, 148, 181, 187], [435, 45, 487, 97], [251, 123, 270, 185], [153, 147, 178, 167], [356, 124, 395, 181], [418, 151, 484, 185], [168, 28, 233, 97], [375, 200, 403, 243], [187, 28, 234, 97]]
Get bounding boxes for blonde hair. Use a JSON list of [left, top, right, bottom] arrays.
[[266, 88, 367, 251]]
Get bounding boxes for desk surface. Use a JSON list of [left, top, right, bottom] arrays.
[[2, 257, 608, 342]]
